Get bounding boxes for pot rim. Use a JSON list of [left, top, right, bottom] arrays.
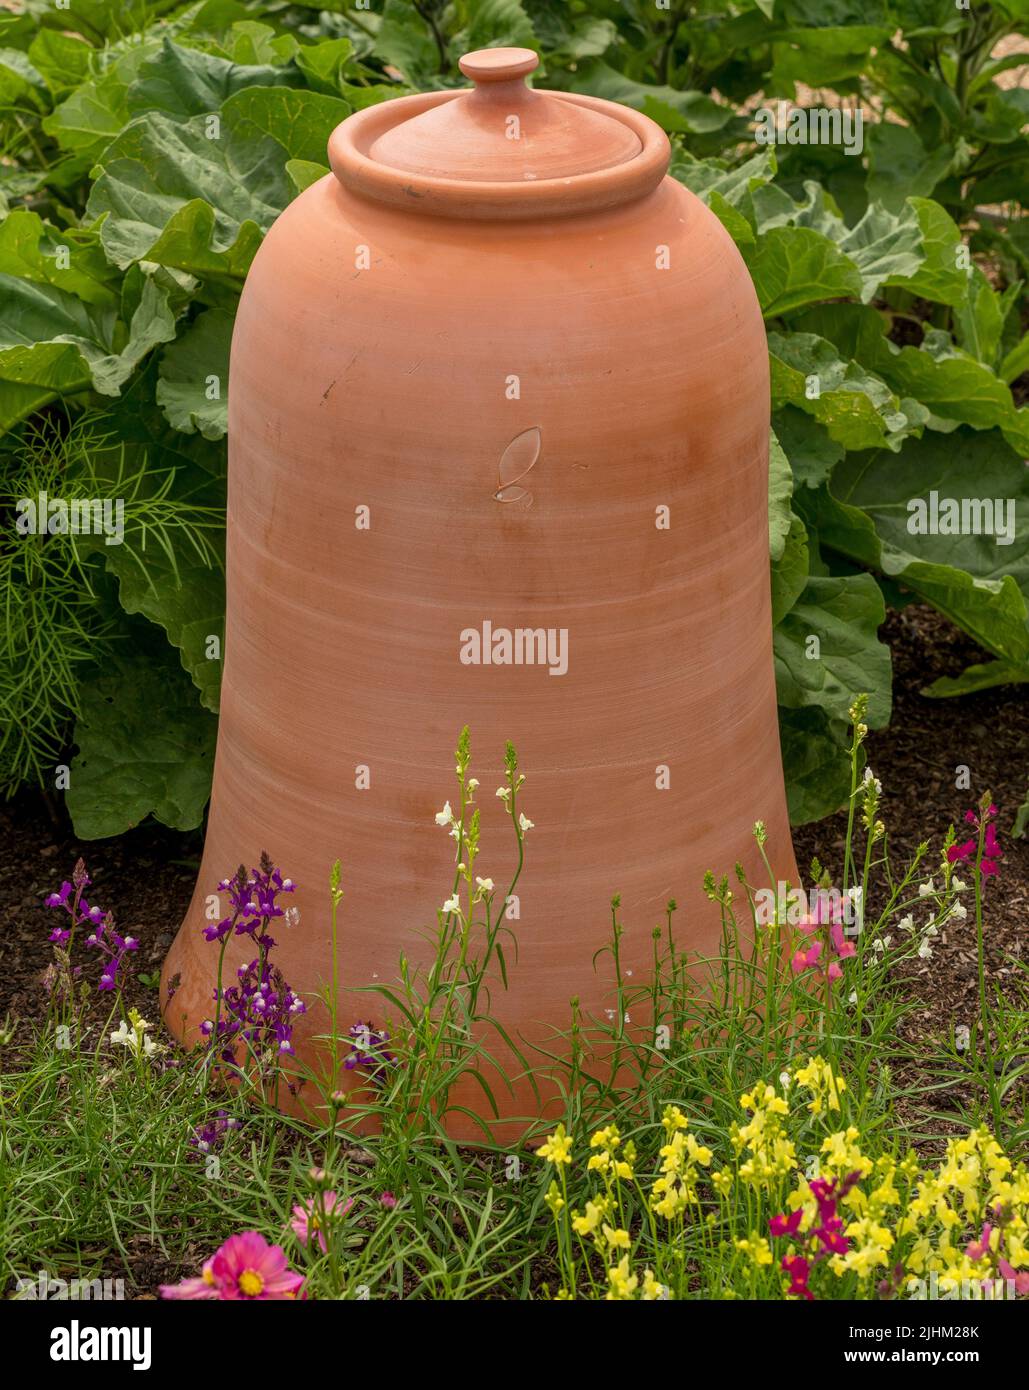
[[327, 90, 670, 221]]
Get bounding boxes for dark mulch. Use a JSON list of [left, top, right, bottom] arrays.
[[0, 801, 199, 1030], [793, 603, 1029, 1142]]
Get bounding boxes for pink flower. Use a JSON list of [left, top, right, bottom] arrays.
[[792, 893, 857, 987], [290, 1191, 353, 1252], [380, 1191, 398, 1210], [998, 1258, 1029, 1295], [966, 1223, 993, 1261], [948, 806, 1002, 879], [211, 1231, 304, 1299], [829, 921, 856, 961], [782, 1253, 813, 1301], [160, 1234, 303, 1300], [791, 939, 822, 974], [769, 1208, 804, 1238], [159, 1260, 219, 1300]]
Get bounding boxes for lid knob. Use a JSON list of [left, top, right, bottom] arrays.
[[458, 47, 539, 89]]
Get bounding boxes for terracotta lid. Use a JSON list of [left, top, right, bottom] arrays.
[[328, 48, 670, 221]]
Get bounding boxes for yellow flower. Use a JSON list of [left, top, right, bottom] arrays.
[[661, 1105, 688, 1135], [736, 1236, 773, 1267], [711, 1167, 734, 1196], [571, 1200, 606, 1237], [538, 1125, 573, 1167], [603, 1224, 631, 1251], [794, 1056, 846, 1113], [606, 1255, 638, 1300], [591, 1124, 621, 1151], [543, 1180, 565, 1217], [641, 1269, 667, 1301], [686, 1133, 713, 1167]]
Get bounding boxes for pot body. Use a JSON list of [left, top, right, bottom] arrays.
[[161, 167, 797, 1134]]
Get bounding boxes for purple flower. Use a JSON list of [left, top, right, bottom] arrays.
[[43, 860, 136, 996], [189, 1109, 242, 1156], [45, 881, 73, 909], [344, 1022, 395, 1087], [203, 856, 295, 948]]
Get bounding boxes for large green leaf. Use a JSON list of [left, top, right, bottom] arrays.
[[87, 85, 351, 276], [768, 329, 927, 451], [745, 225, 863, 317], [793, 302, 1029, 454], [0, 265, 176, 430], [0, 210, 118, 307], [125, 36, 304, 121], [156, 306, 233, 439], [778, 706, 857, 826], [101, 544, 226, 713], [67, 645, 217, 839], [797, 428, 1029, 678], [561, 60, 741, 137], [773, 573, 891, 727], [768, 426, 794, 562], [866, 122, 952, 211]]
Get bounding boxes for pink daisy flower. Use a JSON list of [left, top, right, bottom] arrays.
[[211, 1231, 304, 1299], [159, 1259, 219, 1300], [290, 1191, 354, 1253]]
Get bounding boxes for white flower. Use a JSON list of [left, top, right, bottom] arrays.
[[863, 767, 882, 793], [518, 813, 534, 833], [441, 894, 461, 915], [467, 778, 479, 792], [951, 877, 967, 893], [779, 1071, 792, 1090], [475, 877, 494, 892], [496, 786, 511, 801], [848, 991, 858, 1006], [917, 940, 934, 960], [918, 880, 935, 898], [955, 1024, 970, 1052], [949, 901, 967, 921], [897, 914, 915, 933], [435, 801, 454, 826], [449, 823, 462, 841], [924, 924, 939, 938], [110, 1011, 160, 1057]]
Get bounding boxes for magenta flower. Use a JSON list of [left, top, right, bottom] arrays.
[[380, 1191, 398, 1210], [948, 804, 1002, 879], [211, 1232, 304, 1300], [290, 1191, 354, 1252], [160, 1233, 303, 1300], [782, 1253, 813, 1301], [769, 1208, 804, 1238], [159, 1260, 219, 1300]]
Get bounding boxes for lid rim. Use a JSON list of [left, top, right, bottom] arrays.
[[328, 91, 670, 221]]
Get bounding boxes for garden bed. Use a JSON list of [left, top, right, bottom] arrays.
[[3, 604, 1026, 1300]]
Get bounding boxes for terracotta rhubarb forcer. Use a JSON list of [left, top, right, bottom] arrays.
[[161, 47, 798, 1135]]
